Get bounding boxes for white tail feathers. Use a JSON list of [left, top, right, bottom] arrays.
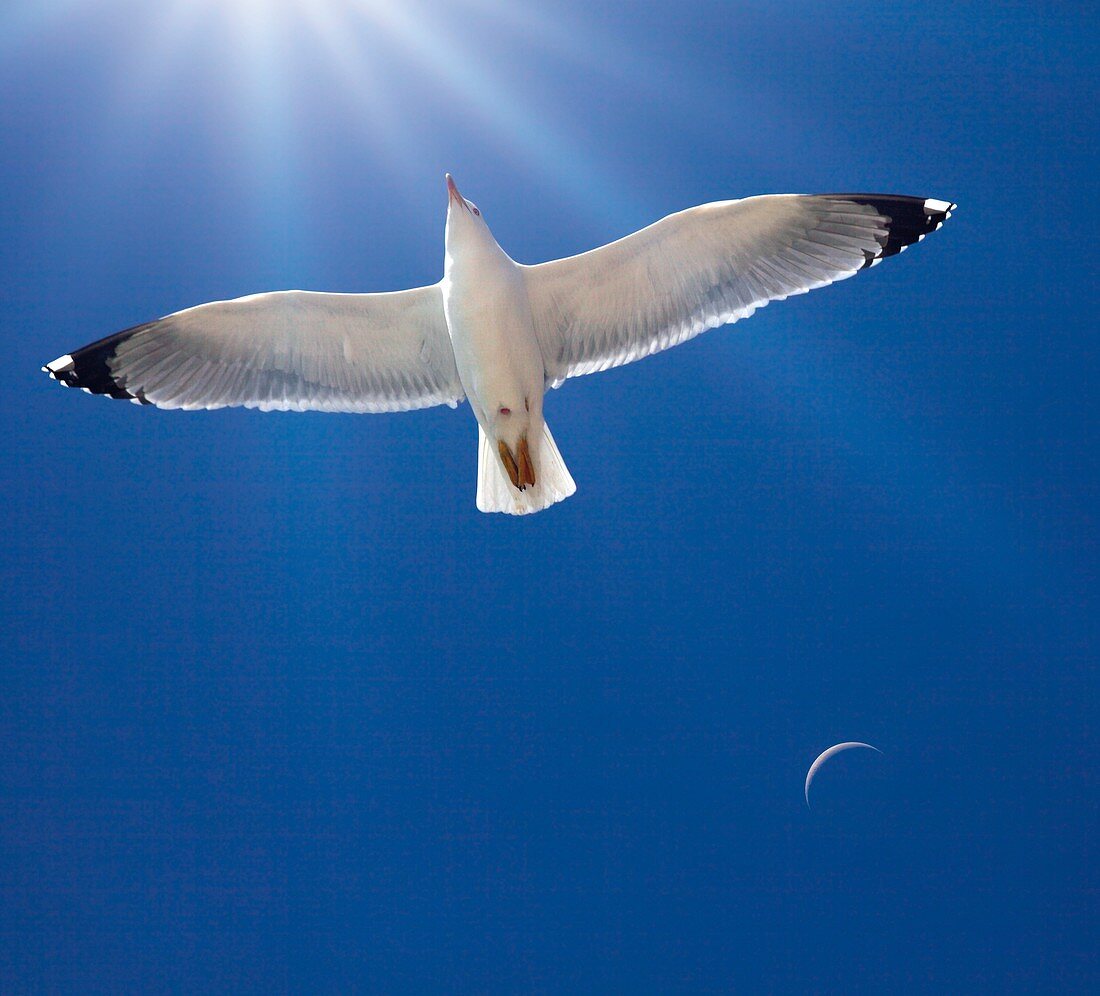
[[476, 421, 576, 515]]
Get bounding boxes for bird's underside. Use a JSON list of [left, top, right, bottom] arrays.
[[44, 188, 955, 514]]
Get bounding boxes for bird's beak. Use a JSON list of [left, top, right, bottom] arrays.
[[498, 436, 536, 491], [446, 173, 465, 209]]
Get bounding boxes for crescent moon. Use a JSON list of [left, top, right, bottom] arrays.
[[804, 742, 882, 807]]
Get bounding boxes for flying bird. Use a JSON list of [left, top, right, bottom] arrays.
[[43, 177, 954, 514]]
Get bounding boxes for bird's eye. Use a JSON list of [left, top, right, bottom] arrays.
[[472, 208, 480, 216]]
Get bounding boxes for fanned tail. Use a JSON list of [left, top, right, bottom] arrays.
[[476, 421, 576, 515]]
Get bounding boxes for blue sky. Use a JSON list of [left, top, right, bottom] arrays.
[[2, 0, 1097, 990]]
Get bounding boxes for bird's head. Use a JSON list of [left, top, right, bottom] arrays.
[[444, 173, 493, 252]]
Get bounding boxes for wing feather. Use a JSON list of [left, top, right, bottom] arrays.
[[524, 193, 953, 386], [44, 285, 464, 413]]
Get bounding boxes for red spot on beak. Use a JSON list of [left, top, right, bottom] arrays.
[[500, 407, 511, 415], [446, 173, 465, 208], [446, 173, 474, 214]]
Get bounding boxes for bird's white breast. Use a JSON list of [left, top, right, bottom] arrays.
[[442, 247, 544, 423]]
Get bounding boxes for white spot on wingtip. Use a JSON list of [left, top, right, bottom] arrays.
[[924, 197, 953, 213], [46, 353, 74, 374]]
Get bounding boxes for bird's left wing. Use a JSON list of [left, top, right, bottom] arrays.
[[524, 193, 953, 386], [43, 286, 464, 413]]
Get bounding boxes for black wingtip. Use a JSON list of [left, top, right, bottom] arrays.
[[819, 194, 955, 268], [42, 320, 155, 403]]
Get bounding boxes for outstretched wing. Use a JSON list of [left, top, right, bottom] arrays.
[[524, 194, 954, 386], [43, 285, 464, 413]]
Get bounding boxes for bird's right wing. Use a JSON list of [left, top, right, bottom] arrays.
[[524, 194, 954, 386], [44, 285, 464, 413]]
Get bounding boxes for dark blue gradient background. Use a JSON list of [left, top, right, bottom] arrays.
[[1, 1, 1096, 990]]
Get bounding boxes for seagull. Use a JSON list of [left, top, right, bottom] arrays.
[[43, 177, 954, 514]]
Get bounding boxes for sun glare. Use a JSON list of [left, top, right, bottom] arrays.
[[4, 0, 648, 244]]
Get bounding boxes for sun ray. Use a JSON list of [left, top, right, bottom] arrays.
[[292, 1, 437, 196], [378, 1, 646, 218], [6, 0, 713, 265]]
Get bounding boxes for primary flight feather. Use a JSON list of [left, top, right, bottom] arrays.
[[43, 177, 954, 514]]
